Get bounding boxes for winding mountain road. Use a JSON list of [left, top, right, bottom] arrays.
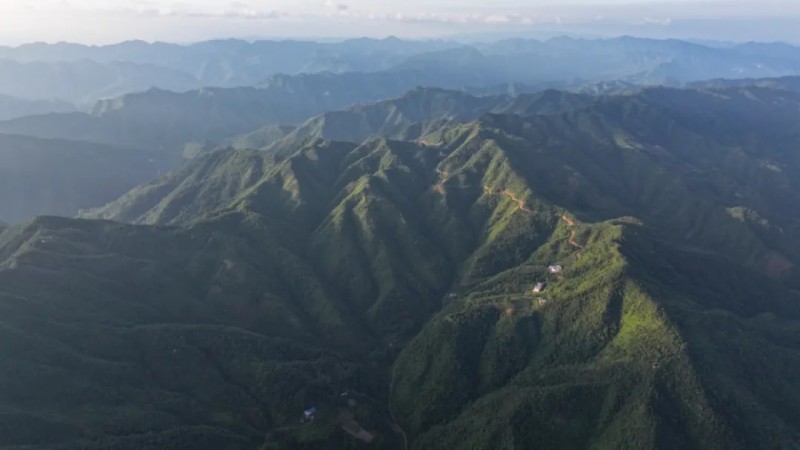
[[561, 214, 583, 249], [483, 185, 534, 214]]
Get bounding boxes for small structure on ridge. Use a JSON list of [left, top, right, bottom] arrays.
[[302, 407, 317, 423]]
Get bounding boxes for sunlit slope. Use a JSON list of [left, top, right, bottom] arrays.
[[392, 217, 800, 449], [4, 85, 800, 448], [3, 135, 575, 448], [247, 88, 593, 155]]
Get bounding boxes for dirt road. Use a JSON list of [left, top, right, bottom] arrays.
[[483, 185, 534, 214], [561, 214, 583, 249]]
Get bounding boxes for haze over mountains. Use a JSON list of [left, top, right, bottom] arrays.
[[1, 32, 800, 450], [0, 95, 75, 121], [1, 35, 800, 226], [2, 36, 800, 111]]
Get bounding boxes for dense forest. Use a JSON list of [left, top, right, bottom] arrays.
[[1, 77, 800, 448]]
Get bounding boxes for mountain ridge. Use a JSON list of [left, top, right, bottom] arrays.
[[4, 80, 800, 448], [0, 94, 75, 121], [3, 36, 800, 114]]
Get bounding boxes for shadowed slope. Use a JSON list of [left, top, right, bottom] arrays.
[[5, 85, 800, 448]]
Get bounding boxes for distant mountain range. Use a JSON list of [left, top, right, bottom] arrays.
[[0, 134, 167, 224], [0, 94, 75, 121], [0, 37, 456, 86], [690, 74, 800, 92], [0, 73, 585, 162], [0, 79, 434, 161], [0, 85, 601, 225], [3, 36, 800, 107], [0, 58, 201, 105], [6, 73, 800, 224], [244, 88, 595, 156]]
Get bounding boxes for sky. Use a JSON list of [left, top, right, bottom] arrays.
[[1, 0, 800, 45]]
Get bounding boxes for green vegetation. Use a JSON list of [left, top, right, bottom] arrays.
[[247, 88, 593, 156], [4, 82, 800, 449]]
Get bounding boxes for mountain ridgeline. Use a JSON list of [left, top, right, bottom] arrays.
[[5, 33, 800, 174], [0, 94, 76, 121], [4, 36, 800, 106], [0, 83, 424, 161], [0, 87, 592, 224], [238, 88, 595, 156], [1, 80, 799, 449]]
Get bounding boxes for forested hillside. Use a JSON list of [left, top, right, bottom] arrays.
[[1, 83, 798, 448]]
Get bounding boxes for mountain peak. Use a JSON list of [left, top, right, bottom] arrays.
[[4, 40, 800, 449]]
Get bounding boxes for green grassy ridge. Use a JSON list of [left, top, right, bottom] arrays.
[[86, 134, 571, 334], [392, 221, 638, 443], [84, 141, 358, 227], [0, 125, 611, 448], [79, 149, 272, 224], [391, 219, 777, 449], [247, 87, 592, 156], [468, 100, 800, 275], [230, 124, 296, 152], [6, 83, 800, 448], [310, 178, 450, 340], [86, 87, 800, 274], [84, 85, 800, 335], [435, 134, 560, 282], [298, 136, 564, 341], [619, 228, 800, 449], [233, 86, 501, 155]]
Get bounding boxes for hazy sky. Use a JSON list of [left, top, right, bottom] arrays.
[[1, 0, 799, 45]]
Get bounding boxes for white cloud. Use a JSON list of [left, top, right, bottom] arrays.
[[106, 1, 287, 20], [341, 10, 546, 26], [323, 0, 349, 12], [637, 17, 673, 26], [2, 0, 800, 44], [485, 15, 512, 24]]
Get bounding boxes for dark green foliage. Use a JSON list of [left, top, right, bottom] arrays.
[[231, 125, 297, 151], [250, 88, 593, 155], [4, 83, 800, 449]]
